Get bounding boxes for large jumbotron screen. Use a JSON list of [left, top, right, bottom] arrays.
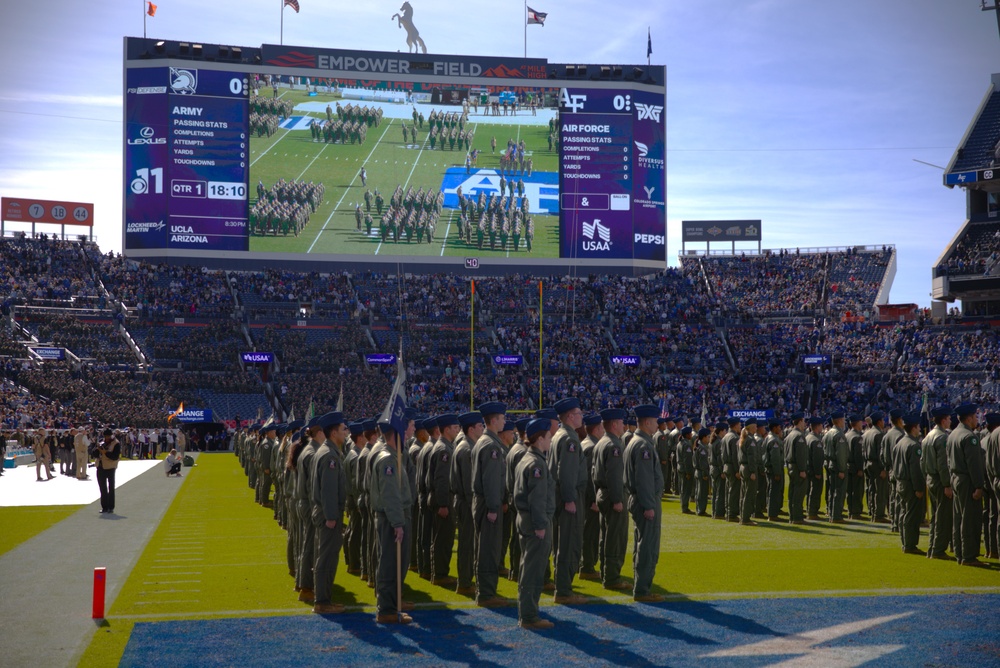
[[123, 39, 665, 268]]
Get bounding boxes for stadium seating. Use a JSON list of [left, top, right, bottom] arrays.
[[4, 236, 1000, 430]]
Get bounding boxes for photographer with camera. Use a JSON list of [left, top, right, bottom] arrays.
[[95, 429, 121, 514]]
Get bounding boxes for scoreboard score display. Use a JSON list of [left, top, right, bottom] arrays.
[[123, 38, 666, 270]]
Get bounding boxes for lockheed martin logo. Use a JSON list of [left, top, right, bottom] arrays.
[[126, 220, 165, 233], [560, 89, 587, 113], [634, 141, 649, 158], [636, 102, 663, 122], [582, 219, 611, 242], [169, 68, 198, 95]]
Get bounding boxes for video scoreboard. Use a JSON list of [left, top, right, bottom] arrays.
[[123, 38, 666, 270]]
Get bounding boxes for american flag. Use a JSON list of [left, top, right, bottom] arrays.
[[284, 0, 300, 13], [527, 7, 546, 26]]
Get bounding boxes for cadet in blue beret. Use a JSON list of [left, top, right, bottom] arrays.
[[883, 409, 908, 533], [515, 418, 531, 440], [823, 411, 850, 523], [471, 401, 510, 607], [805, 416, 826, 520], [579, 414, 605, 581], [655, 417, 674, 498], [424, 415, 460, 586], [762, 418, 785, 521], [922, 406, 953, 559], [593, 408, 630, 589], [676, 426, 695, 514], [784, 412, 809, 524], [623, 405, 664, 602], [948, 404, 987, 566], [258, 422, 280, 509], [513, 418, 557, 629], [845, 415, 867, 520], [311, 411, 349, 615], [370, 409, 417, 623], [293, 417, 324, 603], [861, 411, 888, 524], [454, 411, 485, 595], [413, 418, 440, 581], [343, 421, 365, 575], [694, 427, 712, 516], [549, 396, 587, 603], [720, 416, 742, 522], [893, 412, 926, 555]]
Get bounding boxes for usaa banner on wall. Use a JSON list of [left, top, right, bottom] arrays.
[[682, 220, 761, 242]]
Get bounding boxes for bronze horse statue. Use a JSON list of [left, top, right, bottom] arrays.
[[391, 2, 427, 54]]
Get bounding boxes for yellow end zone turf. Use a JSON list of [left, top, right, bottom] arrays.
[[81, 454, 1000, 666], [0, 505, 84, 557]]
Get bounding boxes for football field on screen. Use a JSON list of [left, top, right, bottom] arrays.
[[248, 89, 560, 258], [80, 453, 1000, 666]]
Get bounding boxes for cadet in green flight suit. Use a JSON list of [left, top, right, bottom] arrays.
[[738, 423, 759, 525], [344, 421, 365, 574], [947, 403, 988, 567], [656, 417, 673, 496], [295, 425, 319, 603], [579, 414, 604, 580], [783, 413, 808, 524], [514, 419, 558, 630], [624, 405, 665, 603], [806, 417, 826, 520], [259, 425, 278, 507], [425, 415, 459, 585], [920, 407, 953, 559], [710, 422, 728, 519], [677, 426, 695, 513], [892, 413, 926, 554], [984, 413, 1000, 560], [845, 415, 866, 520], [722, 417, 742, 522], [506, 418, 532, 581], [883, 408, 907, 532], [549, 397, 588, 605], [694, 428, 712, 516], [763, 419, 785, 521], [823, 411, 849, 523], [593, 408, 630, 589], [471, 402, 511, 607], [863, 412, 889, 523], [451, 412, 484, 595], [498, 420, 516, 579], [372, 416, 416, 623], [311, 412, 348, 615]]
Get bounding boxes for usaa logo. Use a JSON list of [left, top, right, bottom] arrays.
[[581, 219, 611, 251]]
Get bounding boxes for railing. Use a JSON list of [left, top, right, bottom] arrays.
[[680, 244, 894, 258]]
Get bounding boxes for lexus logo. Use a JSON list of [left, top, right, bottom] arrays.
[[140, 126, 155, 138]]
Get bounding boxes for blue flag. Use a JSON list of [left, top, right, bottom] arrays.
[[647, 28, 652, 59], [379, 353, 409, 440]]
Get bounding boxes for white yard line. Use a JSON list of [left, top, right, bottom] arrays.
[[307, 119, 395, 254], [438, 210, 454, 257]]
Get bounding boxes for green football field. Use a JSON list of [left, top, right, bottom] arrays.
[[78, 453, 1000, 665], [248, 90, 560, 258]]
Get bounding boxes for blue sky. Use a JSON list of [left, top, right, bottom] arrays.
[[0, 0, 998, 306]]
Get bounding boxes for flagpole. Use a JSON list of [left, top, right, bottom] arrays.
[[470, 280, 475, 412], [524, 0, 527, 58], [280, 0, 284, 46], [143, 0, 147, 39], [538, 280, 543, 408]]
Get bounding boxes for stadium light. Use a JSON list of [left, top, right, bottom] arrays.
[[613, 66, 622, 77], [600, 66, 611, 78], [231, 47, 242, 60], [193, 44, 203, 57], [155, 41, 165, 54], [179, 42, 190, 55], [632, 67, 644, 80]]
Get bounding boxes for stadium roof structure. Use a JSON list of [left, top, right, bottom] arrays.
[[944, 73, 1000, 191]]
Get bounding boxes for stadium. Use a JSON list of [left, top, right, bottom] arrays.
[[2, 11, 1000, 668]]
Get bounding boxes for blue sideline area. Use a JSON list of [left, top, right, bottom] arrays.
[[121, 594, 999, 667]]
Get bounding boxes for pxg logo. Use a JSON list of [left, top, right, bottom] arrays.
[[636, 102, 663, 122]]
